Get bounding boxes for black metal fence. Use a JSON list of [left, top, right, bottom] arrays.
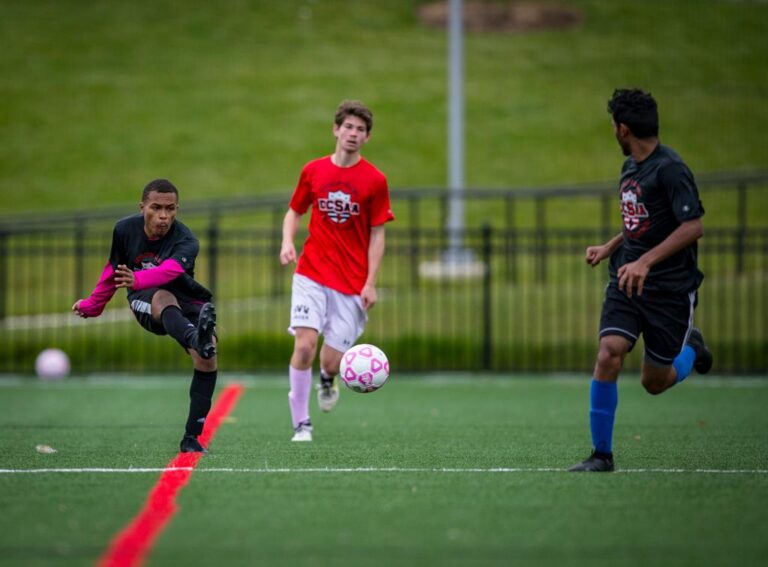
[[1, 171, 766, 374]]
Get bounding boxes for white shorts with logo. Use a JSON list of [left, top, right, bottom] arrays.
[[289, 274, 368, 353]]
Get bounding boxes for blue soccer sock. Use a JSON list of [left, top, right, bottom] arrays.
[[590, 379, 618, 455], [672, 345, 696, 384]]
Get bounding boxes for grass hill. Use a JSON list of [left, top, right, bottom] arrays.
[[1, 0, 767, 213]]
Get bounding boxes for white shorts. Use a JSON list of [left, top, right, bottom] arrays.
[[289, 274, 367, 353]]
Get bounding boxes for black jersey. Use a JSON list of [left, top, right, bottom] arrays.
[[108, 214, 212, 301], [608, 144, 704, 293]]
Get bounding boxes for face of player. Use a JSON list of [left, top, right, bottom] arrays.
[[333, 115, 370, 154], [140, 191, 178, 239], [613, 120, 631, 156]]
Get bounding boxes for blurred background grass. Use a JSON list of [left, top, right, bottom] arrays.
[[1, 0, 767, 213]]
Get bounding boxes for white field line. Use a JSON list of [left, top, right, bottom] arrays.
[[1, 467, 767, 475]]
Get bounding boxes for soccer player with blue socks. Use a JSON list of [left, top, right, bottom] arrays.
[[570, 89, 713, 472]]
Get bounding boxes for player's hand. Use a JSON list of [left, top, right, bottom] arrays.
[[361, 284, 377, 310], [72, 300, 88, 318], [585, 245, 610, 267], [114, 264, 135, 289], [279, 243, 297, 265], [617, 258, 650, 297]]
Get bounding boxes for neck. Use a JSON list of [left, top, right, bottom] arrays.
[[631, 138, 659, 163], [331, 149, 361, 168]]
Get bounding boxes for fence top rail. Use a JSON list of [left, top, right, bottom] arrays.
[[1, 169, 766, 234]]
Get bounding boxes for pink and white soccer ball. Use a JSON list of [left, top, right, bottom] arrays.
[[35, 348, 70, 379], [339, 343, 390, 393]]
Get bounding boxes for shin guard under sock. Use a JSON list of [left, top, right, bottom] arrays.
[[589, 379, 618, 455], [161, 305, 197, 349], [185, 369, 217, 436]]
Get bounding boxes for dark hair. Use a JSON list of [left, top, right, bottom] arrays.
[[607, 88, 659, 138], [334, 100, 373, 133], [142, 179, 178, 202]]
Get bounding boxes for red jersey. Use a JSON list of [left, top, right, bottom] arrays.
[[289, 156, 395, 295]]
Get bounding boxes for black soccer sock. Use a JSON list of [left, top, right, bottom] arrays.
[[160, 305, 197, 350], [320, 368, 335, 384], [185, 369, 218, 437]]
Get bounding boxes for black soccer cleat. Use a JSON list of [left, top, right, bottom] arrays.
[[568, 450, 615, 472], [179, 435, 208, 453], [195, 302, 217, 360], [686, 327, 713, 375]]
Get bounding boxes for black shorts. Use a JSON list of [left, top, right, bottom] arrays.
[[128, 288, 206, 342], [599, 283, 696, 365]]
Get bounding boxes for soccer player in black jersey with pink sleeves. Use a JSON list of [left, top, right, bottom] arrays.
[[570, 89, 713, 472], [73, 179, 218, 454]]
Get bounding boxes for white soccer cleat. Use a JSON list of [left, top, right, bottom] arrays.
[[316, 377, 340, 412], [291, 420, 313, 442]]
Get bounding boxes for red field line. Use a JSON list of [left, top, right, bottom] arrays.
[[96, 383, 245, 567]]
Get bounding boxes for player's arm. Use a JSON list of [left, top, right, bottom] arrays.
[[113, 258, 187, 290], [361, 225, 386, 310], [618, 218, 703, 296], [586, 232, 624, 267], [72, 263, 118, 318], [280, 208, 302, 265]]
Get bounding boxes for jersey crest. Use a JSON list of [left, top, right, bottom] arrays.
[[620, 180, 650, 236], [135, 252, 160, 270], [318, 189, 360, 224]]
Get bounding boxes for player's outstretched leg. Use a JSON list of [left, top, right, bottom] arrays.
[[195, 302, 217, 360], [316, 369, 339, 412]]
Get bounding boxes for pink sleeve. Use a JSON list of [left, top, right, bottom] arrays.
[[132, 258, 186, 290], [78, 263, 117, 317]]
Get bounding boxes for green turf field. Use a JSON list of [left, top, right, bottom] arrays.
[[1, 374, 766, 566]]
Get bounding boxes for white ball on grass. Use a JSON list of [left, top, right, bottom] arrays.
[[35, 348, 70, 379]]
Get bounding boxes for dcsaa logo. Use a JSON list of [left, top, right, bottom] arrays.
[[318, 190, 360, 224], [620, 189, 649, 232]]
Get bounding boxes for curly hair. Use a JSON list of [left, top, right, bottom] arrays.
[[607, 88, 658, 138], [334, 100, 373, 133]]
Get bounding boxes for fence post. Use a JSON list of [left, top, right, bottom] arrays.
[[601, 191, 613, 240], [74, 221, 85, 299], [273, 206, 283, 297], [506, 195, 516, 283], [736, 182, 746, 274], [481, 224, 492, 370], [535, 196, 547, 283], [410, 196, 419, 290], [207, 209, 219, 298], [0, 231, 6, 320]]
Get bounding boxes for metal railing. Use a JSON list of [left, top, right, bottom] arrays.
[[1, 170, 766, 374]]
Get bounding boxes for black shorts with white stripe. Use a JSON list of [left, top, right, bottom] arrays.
[[598, 283, 697, 365]]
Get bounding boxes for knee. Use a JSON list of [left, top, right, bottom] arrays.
[[596, 344, 623, 375], [641, 376, 666, 395], [641, 366, 672, 396], [293, 340, 317, 367], [151, 290, 178, 317], [192, 351, 217, 372]]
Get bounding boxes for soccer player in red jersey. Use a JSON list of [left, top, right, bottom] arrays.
[[73, 179, 218, 453], [279, 100, 395, 442]]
